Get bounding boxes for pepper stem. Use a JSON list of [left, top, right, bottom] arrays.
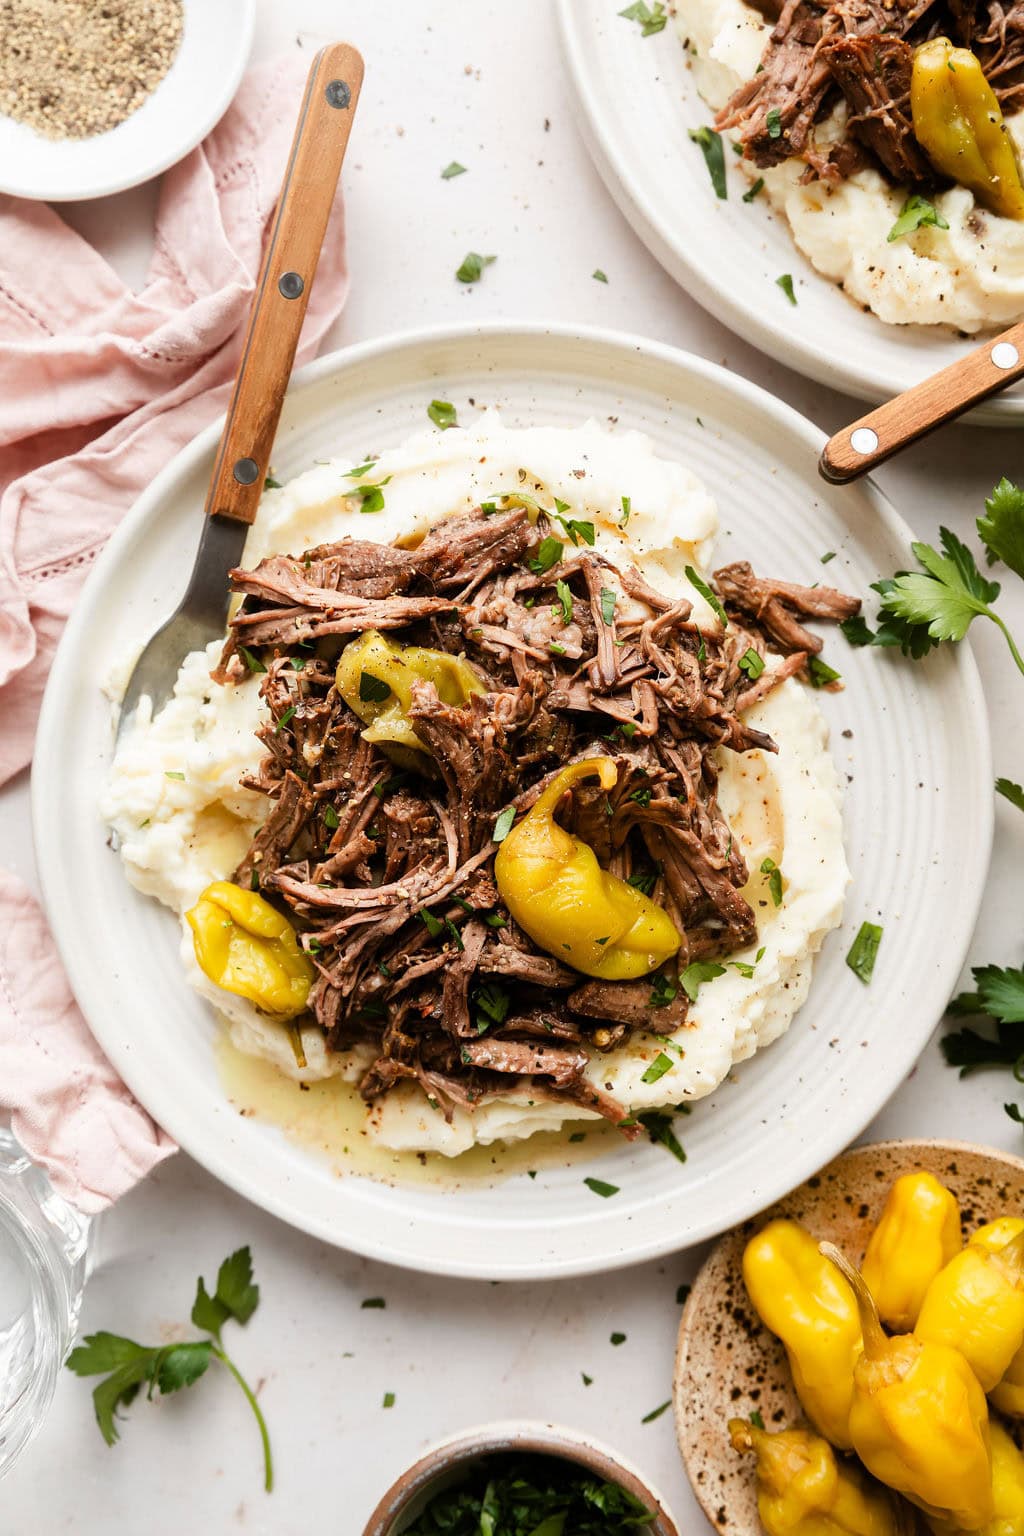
[[820, 1241, 887, 1357], [728, 1418, 756, 1455]]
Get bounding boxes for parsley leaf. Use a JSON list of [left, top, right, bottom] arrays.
[[619, 494, 631, 527], [263, 475, 282, 490], [637, 1109, 687, 1163], [684, 564, 729, 627], [878, 527, 1004, 649], [761, 857, 783, 906], [766, 107, 782, 139], [441, 161, 467, 179], [846, 921, 883, 984], [641, 1051, 674, 1084], [680, 960, 726, 1001], [978, 477, 1024, 579], [551, 508, 596, 547], [619, 0, 668, 34], [359, 671, 391, 704], [649, 972, 677, 1007], [67, 1248, 272, 1490], [456, 251, 496, 284], [738, 647, 765, 681], [742, 177, 764, 203], [593, 268, 609, 283], [887, 194, 949, 244], [584, 1176, 620, 1198], [642, 1400, 672, 1423], [529, 536, 564, 574], [807, 655, 841, 688], [997, 777, 1024, 813], [600, 587, 617, 625], [239, 647, 266, 675], [776, 273, 797, 305], [554, 578, 574, 624], [493, 805, 517, 843], [428, 399, 458, 429], [689, 126, 727, 199]]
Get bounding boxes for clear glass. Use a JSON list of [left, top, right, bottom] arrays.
[[0, 1126, 91, 1478]]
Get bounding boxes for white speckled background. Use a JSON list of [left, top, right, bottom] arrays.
[[4, 2, 1024, 1531]]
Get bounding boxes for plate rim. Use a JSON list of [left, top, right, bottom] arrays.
[[0, 0, 256, 203], [32, 319, 994, 1277], [554, 0, 1023, 424]]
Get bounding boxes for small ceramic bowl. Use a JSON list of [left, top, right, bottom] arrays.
[[362, 1420, 681, 1535]]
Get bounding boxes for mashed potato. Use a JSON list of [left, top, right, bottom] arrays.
[[678, 0, 1024, 330], [103, 412, 848, 1154]]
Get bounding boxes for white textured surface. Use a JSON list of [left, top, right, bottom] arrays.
[[3, 2, 1024, 1532], [558, 0, 1024, 415]]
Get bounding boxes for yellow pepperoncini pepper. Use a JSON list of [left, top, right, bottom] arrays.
[[493, 758, 681, 981], [186, 881, 313, 1019], [969, 1222, 1024, 1416], [728, 1418, 915, 1536], [336, 629, 486, 763], [971, 1219, 1024, 1255], [911, 38, 1024, 220], [822, 1242, 994, 1531], [915, 1229, 1024, 1392], [742, 1219, 863, 1450], [926, 1420, 1024, 1536], [861, 1172, 962, 1334]]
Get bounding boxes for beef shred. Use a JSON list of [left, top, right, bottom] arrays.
[[715, 0, 1024, 187], [215, 504, 859, 1133]]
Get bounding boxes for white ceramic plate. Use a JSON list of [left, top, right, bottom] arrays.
[[33, 323, 992, 1279], [0, 0, 254, 202], [556, 0, 1024, 421]]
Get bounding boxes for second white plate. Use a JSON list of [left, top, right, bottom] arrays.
[[557, 0, 1024, 419], [34, 323, 991, 1278]]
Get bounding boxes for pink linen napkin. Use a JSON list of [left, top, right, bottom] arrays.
[[0, 57, 351, 1213]]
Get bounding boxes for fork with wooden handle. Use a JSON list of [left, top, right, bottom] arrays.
[[818, 321, 1024, 484], [115, 42, 364, 744]]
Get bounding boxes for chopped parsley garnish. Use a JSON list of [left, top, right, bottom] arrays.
[[275, 705, 296, 733], [529, 535, 564, 574], [359, 671, 391, 704], [593, 268, 609, 283], [742, 177, 764, 203], [997, 777, 1024, 813], [808, 655, 841, 688], [738, 647, 765, 681], [610, 1331, 627, 1345], [165, 770, 185, 781], [649, 972, 678, 1007], [345, 460, 377, 479], [382, 1391, 395, 1409], [263, 475, 282, 490], [441, 160, 466, 179], [493, 805, 517, 843], [549, 641, 567, 656], [821, 550, 837, 564], [356, 479, 390, 514], [323, 804, 340, 830], [361, 1297, 386, 1309], [684, 564, 729, 626], [618, 0, 668, 34], [584, 1177, 620, 1198], [750, 1410, 766, 1430], [582, 1372, 593, 1385], [729, 946, 765, 981], [551, 507, 596, 547], [680, 960, 726, 1002], [642, 1400, 672, 1424], [600, 587, 617, 625], [628, 786, 652, 809], [676, 1283, 691, 1305], [628, 871, 657, 896], [428, 399, 458, 429], [761, 857, 783, 906], [419, 909, 445, 939], [641, 1052, 674, 1084], [474, 980, 511, 1034], [402, 1454, 654, 1534], [689, 126, 727, 199], [841, 614, 876, 648], [555, 578, 574, 624], [638, 1110, 687, 1163], [766, 107, 783, 139], [887, 194, 949, 244], [456, 251, 496, 284], [776, 273, 797, 305], [67, 1247, 272, 1490], [239, 646, 266, 675], [569, 1132, 587, 1143], [619, 494, 631, 527], [846, 921, 883, 984]]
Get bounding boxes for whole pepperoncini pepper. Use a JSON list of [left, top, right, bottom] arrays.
[[861, 1171, 962, 1334], [493, 758, 681, 980], [336, 629, 486, 764], [971, 1219, 1024, 1255], [915, 1228, 1024, 1392], [742, 1219, 863, 1449], [728, 1418, 916, 1536], [822, 1242, 994, 1530], [186, 881, 313, 1019], [911, 37, 1024, 220], [925, 1420, 1024, 1536], [968, 1221, 1024, 1416]]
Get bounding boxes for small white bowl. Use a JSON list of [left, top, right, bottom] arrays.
[[0, 0, 255, 202], [362, 1420, 681, 1535]]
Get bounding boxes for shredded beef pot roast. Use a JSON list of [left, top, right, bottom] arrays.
[[716, 0, 1024, 187], [214, 505, 858, 1134]]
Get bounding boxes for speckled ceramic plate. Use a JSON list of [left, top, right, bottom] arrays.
[[674, 1139, 1024, 1534], [34, 324, 991, 1278], [556, 0, 1024, 419]]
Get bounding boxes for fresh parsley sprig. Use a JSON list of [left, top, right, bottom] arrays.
[[943, 963, 1024, 1128], [66, 1247, 273, 1492]]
